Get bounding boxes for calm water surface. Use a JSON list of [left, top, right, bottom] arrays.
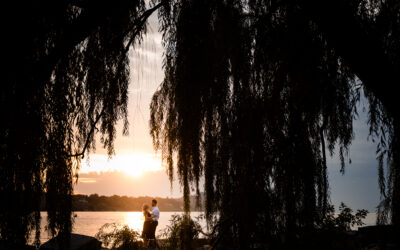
[[32, 211, 376, 244], [34, 211, 206, 244]]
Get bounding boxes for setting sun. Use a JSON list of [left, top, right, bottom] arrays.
[[79, 153, 164, 178]]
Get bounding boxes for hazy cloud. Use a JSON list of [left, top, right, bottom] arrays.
[[75, 170, 183, 198]]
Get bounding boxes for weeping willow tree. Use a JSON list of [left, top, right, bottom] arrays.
[[0, 1, 164, 249], [1, 0, 399, 249], [150, 0, 400, 248]]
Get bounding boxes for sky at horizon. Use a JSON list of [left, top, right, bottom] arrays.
[[74, 12, 381, 212], [75, 13, 185, 199]]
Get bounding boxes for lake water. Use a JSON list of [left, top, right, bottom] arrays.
[[31, 211, 377, 244], [32, 211, 206, 244]]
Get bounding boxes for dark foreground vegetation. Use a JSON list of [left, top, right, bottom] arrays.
[[2, 0, 400, 249], [39, 205, 395, 249]]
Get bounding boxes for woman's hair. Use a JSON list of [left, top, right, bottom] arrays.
[[142, 204, 150, 217]]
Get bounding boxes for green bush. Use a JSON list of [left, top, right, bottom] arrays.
[[161, 214, 203, 250], [95, 223, 141, 250]]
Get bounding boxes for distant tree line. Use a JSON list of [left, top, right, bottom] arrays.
[[39, 194, 203, 212]]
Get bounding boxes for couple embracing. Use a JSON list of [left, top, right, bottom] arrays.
[[141, 199, 160, 247]]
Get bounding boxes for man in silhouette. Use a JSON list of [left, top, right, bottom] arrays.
[[148, 199, 160, 248]]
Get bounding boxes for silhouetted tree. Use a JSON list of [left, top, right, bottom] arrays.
[[1, 0, 400, 249], [150, 0, 400, 248], [0, 1, 164, 249]]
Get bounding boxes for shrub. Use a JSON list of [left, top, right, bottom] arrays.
[[320, 202, 368, 231], [95, 223, 141, 250], [161, 214, 203, 250]]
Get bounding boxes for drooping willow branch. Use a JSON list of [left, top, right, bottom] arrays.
[[68, 107, 105, 159], [123, 1, 167, 54], [67, 2, 165, 159]]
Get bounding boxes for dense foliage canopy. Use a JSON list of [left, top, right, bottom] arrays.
[[1, 0, 399, 249], [0, 0, 161, 248], [150, 0, 400, 248]]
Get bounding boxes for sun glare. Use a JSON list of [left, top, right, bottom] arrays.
[[79, 153, 164, 178], [125, 212, 145, 232]]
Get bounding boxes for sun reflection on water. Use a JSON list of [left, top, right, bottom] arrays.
[[30, 211, 207, 244], [125, 212, 145, 233]]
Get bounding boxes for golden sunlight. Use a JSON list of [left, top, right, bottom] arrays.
[[79, 153, 164, 178], [125, 212, 145, 233]]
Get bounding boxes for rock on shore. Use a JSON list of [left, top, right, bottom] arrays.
[[40, 234, 101, 250]]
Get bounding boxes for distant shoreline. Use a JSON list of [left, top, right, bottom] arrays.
[[38, 194, 205, 212]]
